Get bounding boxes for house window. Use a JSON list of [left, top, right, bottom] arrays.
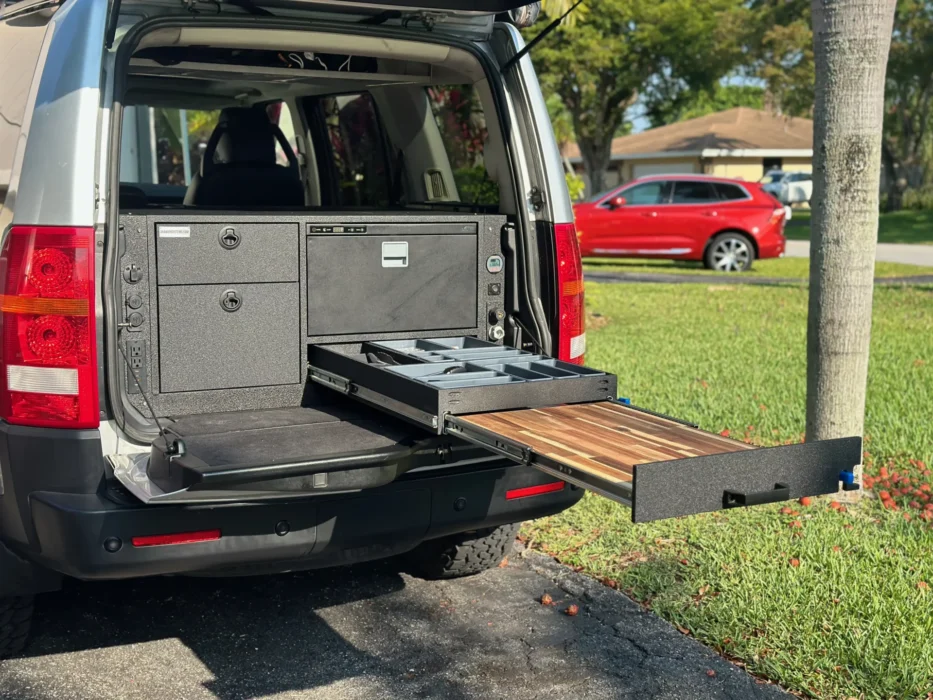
[[762, 157, 783, 175]]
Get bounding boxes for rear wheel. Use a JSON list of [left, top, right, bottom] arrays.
[[404, 523, 520, 580], [0, 596, 34, 659], [704, 232, 754, 272]]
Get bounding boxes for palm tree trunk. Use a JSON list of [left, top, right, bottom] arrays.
[[806, 0, 897, 480]]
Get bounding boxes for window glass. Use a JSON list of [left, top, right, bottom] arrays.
[[621, 181, 670, 205], [267, 102, 298, 167], [426, 86, 499, 206], [671, 181, 717, 204], [320, 93, 391, 207], [125, 102, 295, 187], [713, 183, 748, 201]]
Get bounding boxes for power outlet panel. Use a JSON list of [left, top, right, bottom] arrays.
[[125, 340, 148, 394]]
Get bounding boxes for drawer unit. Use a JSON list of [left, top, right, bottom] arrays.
[[159, 283, 300, 392], [307, 233, 478, 336], [308, 337, 617, 429], [307, 336, 860, 523], [156, 222, 299, 285]]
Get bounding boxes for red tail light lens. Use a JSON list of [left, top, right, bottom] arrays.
[[554, 222, 585, 364], [0, 226, 99, 428]]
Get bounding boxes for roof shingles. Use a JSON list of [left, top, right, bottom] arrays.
[[561, 108, 813, 160]]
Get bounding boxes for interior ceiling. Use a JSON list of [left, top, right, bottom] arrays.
[[124, 71, 430, 109]]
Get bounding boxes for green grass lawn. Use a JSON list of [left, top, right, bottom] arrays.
[[785, 209, 933, 245], [584, 256, 933, 279], [524, 282, 933, 699]]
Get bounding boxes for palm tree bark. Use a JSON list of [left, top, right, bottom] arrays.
[[806, 0, 897, 460]]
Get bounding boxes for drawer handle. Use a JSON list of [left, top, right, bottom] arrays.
[[220, 289, 242, 312], [219, 227, 241, 250], [723, 482, 789, 508]]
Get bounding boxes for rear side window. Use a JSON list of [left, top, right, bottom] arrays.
[[671, 181, 717, 204], [122, 101, 297, 187], [316, 93, 391, 208], [713, 183, 749, 201], [426, 86, 499, 206], [620, 181, 671, 205]]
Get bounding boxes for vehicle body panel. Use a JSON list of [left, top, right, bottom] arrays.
[[574, 175, 786, 262]]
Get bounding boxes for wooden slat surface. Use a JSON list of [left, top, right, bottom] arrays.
[[458, 401, 755, 484]]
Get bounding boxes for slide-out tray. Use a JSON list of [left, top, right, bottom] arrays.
[[308, 337, 617, 431], [447, 402, 862, 522], [308, 336, 861, 522]]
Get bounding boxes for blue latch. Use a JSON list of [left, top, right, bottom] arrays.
[[618, 397, 631, 405], [839, 470, 860, 491]]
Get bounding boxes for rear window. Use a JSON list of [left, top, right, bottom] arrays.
[[713, 183, 749, 201], [317, 93, 392, 208], [120, 102, 297, 188], [426, 85, 499, 206], [671, 181, 718, 204]]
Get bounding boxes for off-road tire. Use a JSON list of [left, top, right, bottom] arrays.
[[405, 523, 521, 580], [0, 596, 33, 659]]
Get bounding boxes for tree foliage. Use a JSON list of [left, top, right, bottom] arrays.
[[882, 0, 933, 209], [529, 0, 750, 193], [645, 83, 766, 129]]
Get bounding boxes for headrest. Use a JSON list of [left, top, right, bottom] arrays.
[[205, 107, 278, 171]]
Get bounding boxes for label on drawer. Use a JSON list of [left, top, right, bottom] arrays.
[[158, 225, 190, 238]]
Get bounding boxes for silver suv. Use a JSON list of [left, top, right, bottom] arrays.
[[1, 0, 585, 656], [0, 0, 859, 659]]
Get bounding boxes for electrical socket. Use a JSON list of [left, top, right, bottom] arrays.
[[125, 340, 147, 394]]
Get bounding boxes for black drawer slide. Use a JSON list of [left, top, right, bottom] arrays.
[[308, 337, 861, 522]]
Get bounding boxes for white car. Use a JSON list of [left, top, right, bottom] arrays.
[[761, 170, 813, 205]]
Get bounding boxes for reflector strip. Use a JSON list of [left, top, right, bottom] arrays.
[[506, 481, 565, 500], [132, 529, 222, 547], [7, 365, 79, 395], [0, 295, 89, 316], [569, 333, 586, 359]]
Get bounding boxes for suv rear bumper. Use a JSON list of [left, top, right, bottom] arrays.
[[0, 421, 580, 586]]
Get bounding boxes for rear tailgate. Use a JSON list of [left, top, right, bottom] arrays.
[[308, 337, 862, 522]]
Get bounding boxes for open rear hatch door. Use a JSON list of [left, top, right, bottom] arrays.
[[309, 337, 861, 522]]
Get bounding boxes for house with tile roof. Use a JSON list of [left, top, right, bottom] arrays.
[[561, 107, 813, 193]]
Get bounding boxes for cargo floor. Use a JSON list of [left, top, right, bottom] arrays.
[[163, 405, 426, 472]]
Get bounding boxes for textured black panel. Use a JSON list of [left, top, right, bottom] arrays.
[[158, 282, 300, 392], [177, 420, 412, 470], [307, 234, 478, 335], [156, 222, 299, 286], [167, 405, 381, 436], [631, 437, 862, 523]]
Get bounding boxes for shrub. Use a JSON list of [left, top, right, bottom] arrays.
[[565, 171, 586, 201], [901, 185, 933, 210], [453, 165, 499, 205]]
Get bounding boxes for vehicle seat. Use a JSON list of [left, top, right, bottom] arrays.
[[184, 106, 304, 207]]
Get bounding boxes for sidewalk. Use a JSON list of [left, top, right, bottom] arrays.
[[785, 240, 933, 266]]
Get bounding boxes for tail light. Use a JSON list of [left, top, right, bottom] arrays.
[[0, 226, 99, 429], [554, 222, 585, 364], [768, 207, 786, 226]]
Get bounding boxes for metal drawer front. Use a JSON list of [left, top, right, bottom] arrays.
[[156, 222, 298, 285], [159, 283, 300, 392]]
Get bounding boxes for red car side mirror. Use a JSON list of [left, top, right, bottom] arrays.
[[609, 196, 626, 209]]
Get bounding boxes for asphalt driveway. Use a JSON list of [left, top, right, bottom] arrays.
[[0, 545, 788, 700]]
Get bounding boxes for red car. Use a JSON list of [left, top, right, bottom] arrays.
[[573, 175, 787, 272]]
